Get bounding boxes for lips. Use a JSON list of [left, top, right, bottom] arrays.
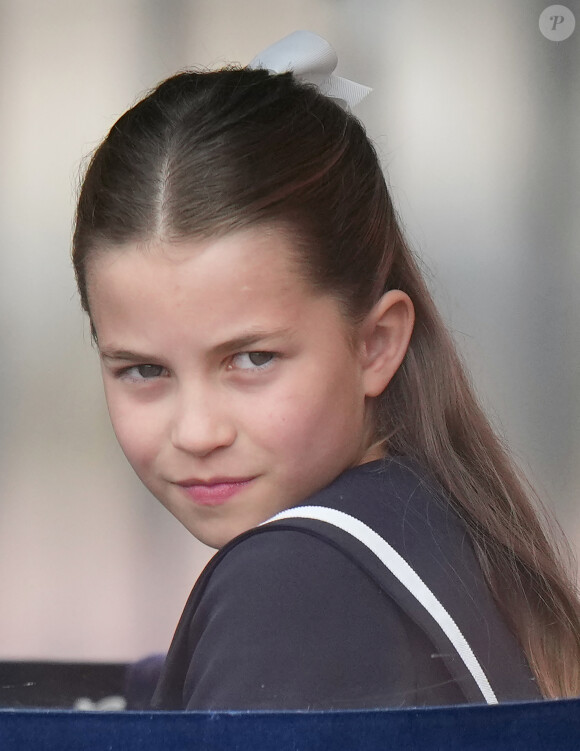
[[175, 477, 256, 506]]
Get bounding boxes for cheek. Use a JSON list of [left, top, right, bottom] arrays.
[[251, 375, 362, 460], [104, 392, 162, 471]]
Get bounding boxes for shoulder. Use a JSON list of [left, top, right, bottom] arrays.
[[160, 524, 461, 709]]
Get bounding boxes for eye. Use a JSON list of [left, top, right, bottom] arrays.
[[230, 351, 276, 371], [119, 364, 166, 381]]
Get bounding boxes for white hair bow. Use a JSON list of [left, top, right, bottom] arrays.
[[248, 30, 372, 110]]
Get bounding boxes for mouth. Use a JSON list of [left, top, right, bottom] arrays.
[[175, 477, 257, 506]]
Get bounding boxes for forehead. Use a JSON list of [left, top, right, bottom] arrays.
[[86, 226, 345, 346], [89, 226, 297, 293]]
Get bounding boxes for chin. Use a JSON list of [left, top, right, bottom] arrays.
[[182, 521, 246, 551]]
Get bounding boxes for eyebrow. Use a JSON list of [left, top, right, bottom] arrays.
[[99, 349, 154, 363], [211, 329, 294, 356], [99, 328, 294, 362]]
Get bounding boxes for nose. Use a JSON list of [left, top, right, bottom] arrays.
[[170, 383, 236, 457]]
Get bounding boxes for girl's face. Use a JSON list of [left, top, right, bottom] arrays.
[[88, 227, 380, 548]]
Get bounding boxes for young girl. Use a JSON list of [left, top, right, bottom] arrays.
[[72, 32, 580, 709]]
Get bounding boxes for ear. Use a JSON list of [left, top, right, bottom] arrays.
[[359, 290, 415, 397]]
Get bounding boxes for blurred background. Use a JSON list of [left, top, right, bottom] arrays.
[[0, 0, 578, 663]]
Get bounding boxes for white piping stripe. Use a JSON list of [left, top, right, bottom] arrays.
[[263, 505, 498, 705]]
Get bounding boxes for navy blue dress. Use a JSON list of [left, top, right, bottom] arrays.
[[152, 459, 540, 710]]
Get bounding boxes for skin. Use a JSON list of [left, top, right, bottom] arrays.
[[87, 226, 414, 548]]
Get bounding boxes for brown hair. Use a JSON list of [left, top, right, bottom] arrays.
[[73, 67, 580, 698]]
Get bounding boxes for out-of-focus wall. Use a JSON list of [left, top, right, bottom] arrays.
[[0, 0, 578, 661]]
